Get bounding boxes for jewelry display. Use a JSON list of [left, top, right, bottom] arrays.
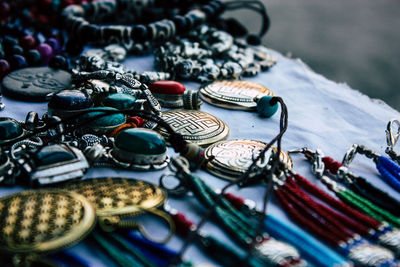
[[290, 149, 400, 255], [154, 25, 277, 82], [62, 0, 223, 53], [223, 193, 351, 267], [156, 109, 229, 146], [160, 157, 305, 266], [272, 168, 398, 265]]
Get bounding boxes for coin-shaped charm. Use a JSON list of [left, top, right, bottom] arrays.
[[2, 67, 71, 101], [0, 190, 95, 255], [200, 80, 274, 110], [60, 178, 166, 218], [205, 139, 292, 180], [156, 109, 229, 146]]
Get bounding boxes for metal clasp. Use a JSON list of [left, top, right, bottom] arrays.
[[311, 149, 325, 179], [386, 119, 400, 153], [342, 144, 358, 166]]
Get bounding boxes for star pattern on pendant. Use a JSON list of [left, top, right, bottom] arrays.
[[101, 197, 113, 207], [8, 205, 19, 215], [18, 229, 30, 241], [40, 203, 51, 213], [38, 212, 50, 222], [36, 223, 49, 233], [54, 217, 66, 228], [24, 199, 37, 209], [56, 207, 68, 217], [23, 208, 35, 218], [5, 215, 17, 225], [21, 219, 33, 229], [3, 225, 14, 236], [57, 197, 69, 208]]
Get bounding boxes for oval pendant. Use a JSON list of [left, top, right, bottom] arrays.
[[110, 128, 170, 170], [204, 139, 292, 181], [156, 109, 229, 147], [199, 80, 274, 110]]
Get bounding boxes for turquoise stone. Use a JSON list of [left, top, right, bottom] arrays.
[[0, 118, 23, 140], [257, 96, 278, 117], [81, 107, 125, 127], [35, 145, 75, 166], [103, 93, 136, 110], [115, 128, 167, 155]]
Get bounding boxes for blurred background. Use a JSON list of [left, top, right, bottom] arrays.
[[228, 0, 400, 111]]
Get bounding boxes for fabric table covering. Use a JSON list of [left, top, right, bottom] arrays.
[[1, 49, 399, 266]]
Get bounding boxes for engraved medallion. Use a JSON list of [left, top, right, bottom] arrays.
[[199, 80, 274, 110], [61, 178, 166, 218], [60, 178, 172, 242], [0, 190, 95, 255], [156, 110, 229, 146], [2, 67, 71, 101], [205, 139, 292, 180]]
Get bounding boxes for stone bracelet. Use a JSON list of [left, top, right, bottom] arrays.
[[61, 0, 223, 51]]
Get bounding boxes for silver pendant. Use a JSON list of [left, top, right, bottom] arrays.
[[156, 110, 229, 147], [200, 80, 274, 110], [205, 139, 292, 181]]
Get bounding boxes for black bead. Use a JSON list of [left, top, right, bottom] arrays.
[[131, 25, 148, 40], [201, 5, 215, 17], [25, 49, 42, 66], [173, 15, 187, 32], [9, 45, 24, 55], [247, 34, 261, 46], [2, 36, 18, 49], [9, 55, 27, 70], [49, 55, 68, 70]]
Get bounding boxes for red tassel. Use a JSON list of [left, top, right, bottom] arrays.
[[172, 212, 195, 237], [322, 156, 342, 174]]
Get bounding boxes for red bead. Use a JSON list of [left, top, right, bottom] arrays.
[[127, 116, 145, 127], [19, 35, 37, 50], [0, 59, 10, 79], [149, 80, 186, 95]]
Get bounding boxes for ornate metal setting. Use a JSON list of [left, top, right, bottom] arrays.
[[156, 109, 229, 146], [200, 80, 274, 110]]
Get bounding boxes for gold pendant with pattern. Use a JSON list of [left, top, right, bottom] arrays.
[[156, 109, 229, 147], [205, 139, 292, 180], [59, 177, 174, 243], [200, 80, 274, 110], [0, 190, 95, 256]]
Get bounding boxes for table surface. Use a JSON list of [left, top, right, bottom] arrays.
[[1, 49, 399, 266]]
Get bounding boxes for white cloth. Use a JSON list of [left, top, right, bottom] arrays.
[[1, 49, 399, 266]]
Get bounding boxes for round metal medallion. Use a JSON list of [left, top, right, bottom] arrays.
[[0, 190, 96, 254], [2, 67, 71, 101], [199, 80, 274, 110], [60, 178, 166, 218], [156, 109, 229, 146], [205, 139, 292, 180]]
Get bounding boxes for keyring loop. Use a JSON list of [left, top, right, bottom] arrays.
[[159, 173, 188, 197]]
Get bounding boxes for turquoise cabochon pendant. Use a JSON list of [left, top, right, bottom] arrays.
[[110, 128, 170, 170]]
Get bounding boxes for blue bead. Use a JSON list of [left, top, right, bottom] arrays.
[[9, 55, 27, 70], [48, 89, 93, 110], [256, 96, 278, 117]]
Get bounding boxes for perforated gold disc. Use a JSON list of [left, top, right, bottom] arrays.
[[156, 109, 229, 147], [200, 80, 274, 110], [0, 190, 95, 254], [60, 178, 166, 217], [205, 139, 292, 180]]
